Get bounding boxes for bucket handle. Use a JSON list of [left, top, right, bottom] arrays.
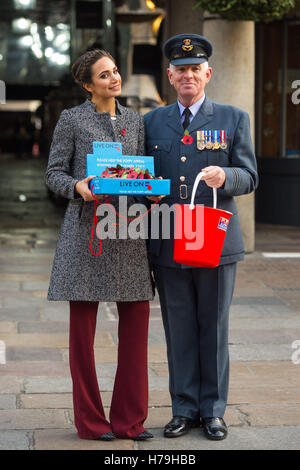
[[189, 171, 217, 210]]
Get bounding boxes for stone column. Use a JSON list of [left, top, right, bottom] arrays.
[[203, 18, 256, 252], [117, 0, 165, 111], [121, 20, 161, 113], [162, 0, 204, 103]]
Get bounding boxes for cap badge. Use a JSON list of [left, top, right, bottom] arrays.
[[182, 38, 193, 52]]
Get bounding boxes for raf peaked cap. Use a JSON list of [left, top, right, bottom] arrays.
[[163, 33, 213, 66]]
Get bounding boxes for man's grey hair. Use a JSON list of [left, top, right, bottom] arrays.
[[169, 61, 209, 71]]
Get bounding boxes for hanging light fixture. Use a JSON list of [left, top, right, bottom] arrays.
[[14, 0, 36, 9], [145, 0, 156, 11]]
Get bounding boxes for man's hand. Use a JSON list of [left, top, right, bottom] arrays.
[[146, 176, 166, 202], [146, 195, 166, 202], [201, 166, 226, 188]]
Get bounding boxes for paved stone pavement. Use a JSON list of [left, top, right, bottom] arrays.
[[0, 154, 300, 450]]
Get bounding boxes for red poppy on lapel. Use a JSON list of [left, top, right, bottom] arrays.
[[182, 132, 193, 145], [121, 128, 126, 136]]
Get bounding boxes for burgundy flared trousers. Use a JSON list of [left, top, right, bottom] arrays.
[[69, 300, 150, 439]]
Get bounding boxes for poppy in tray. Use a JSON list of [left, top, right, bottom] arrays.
[[87, 141, 171, 196], [100, 165, 155, 180]]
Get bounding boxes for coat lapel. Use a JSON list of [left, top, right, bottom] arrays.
[[166, 103, 185, 136], [111, 100, 130, 142], [188, 96, 214, 133], [166, 97, 214, 136]]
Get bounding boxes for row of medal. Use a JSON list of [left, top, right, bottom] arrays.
[[197, 130, 227, 150]]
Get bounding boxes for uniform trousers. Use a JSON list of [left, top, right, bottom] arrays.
[[69, 300, 149, 439], [153, 263, 237, 420]]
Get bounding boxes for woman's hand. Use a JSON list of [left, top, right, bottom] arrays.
[[75, 176, 108, 202], [75, 175, 96, 201]]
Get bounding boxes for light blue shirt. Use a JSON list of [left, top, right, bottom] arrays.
[[178, 94, 206, 125]]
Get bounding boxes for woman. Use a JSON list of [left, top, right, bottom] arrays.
[[45, 49, 154, 441]]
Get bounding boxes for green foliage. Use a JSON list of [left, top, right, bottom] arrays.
[[193, 0, 295, 22]]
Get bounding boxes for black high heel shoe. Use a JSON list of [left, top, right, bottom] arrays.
[[133, 431, 154, 441], [95, 432, 116, 441]]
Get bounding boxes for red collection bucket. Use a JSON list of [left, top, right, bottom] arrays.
[[173, 171, 233, 268]]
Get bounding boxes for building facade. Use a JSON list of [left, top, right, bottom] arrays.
[[0, 0, 299, 232]]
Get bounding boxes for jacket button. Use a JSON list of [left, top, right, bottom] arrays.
[[180, 176, 185, 182], [181, 156, 187, 162]]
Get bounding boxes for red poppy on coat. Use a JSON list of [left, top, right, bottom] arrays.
[[182, 135, 193, 145], [121, 128, 126, 136]]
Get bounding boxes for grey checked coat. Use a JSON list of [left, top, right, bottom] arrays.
[[45, 99, 154, 302]]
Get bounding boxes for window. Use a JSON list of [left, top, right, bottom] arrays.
[[256, 20, 300, 158]]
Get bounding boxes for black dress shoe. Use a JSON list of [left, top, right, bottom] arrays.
[[164, 416, 199, 438], [202, 417, 228, 441], [95, 432, 116, 441], [133, 431, 154, 441]]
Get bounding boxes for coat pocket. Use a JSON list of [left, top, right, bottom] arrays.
[[68, 199, 84, 221], [147, 140, 172, 178], [206, 138, 232, 167], [79, 201, 94, 224]]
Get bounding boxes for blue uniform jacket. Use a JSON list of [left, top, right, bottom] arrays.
[[144, 96, 259, 268]]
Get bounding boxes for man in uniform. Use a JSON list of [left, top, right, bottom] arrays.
[[144, 34, 258, 440]]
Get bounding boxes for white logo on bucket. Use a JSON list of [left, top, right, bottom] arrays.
[[218, 217, 229, 231]]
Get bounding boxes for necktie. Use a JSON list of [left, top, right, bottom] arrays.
[[182, 107, 191, 130]]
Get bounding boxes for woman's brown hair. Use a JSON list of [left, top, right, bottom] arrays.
[[71, 49, 116, 95]]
